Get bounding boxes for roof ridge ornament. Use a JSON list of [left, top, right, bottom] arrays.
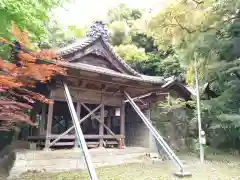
[[86, 21, 110, 42]]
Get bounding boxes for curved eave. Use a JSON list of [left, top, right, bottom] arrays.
[[56, 61, 165, 85]]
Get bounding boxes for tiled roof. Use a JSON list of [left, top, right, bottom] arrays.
[[56, 21, 151, 78], [56, 37, 94, 55], [56, 61, 164, 84], [156, 76, 196, 96]]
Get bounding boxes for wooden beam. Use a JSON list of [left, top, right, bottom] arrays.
[[39, 141, 119, 147], [99, 95, 104, 147], [87, 141, 118, 145], [67, 74, 157, 90], [29, 134, 124, 140], [75, 101, 81, 148], [83, 134, 125, 139], [120, 100, 125, 145], [55, 84, 123, 96], [44, 91, 54, 150]]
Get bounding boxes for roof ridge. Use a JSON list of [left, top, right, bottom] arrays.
[[56, 36, 98, 56]]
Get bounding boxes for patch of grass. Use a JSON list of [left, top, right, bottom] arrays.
[[19, 155, 240, 180]]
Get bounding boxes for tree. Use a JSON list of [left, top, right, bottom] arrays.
[[39, 20, 86, 49], [109, 21, 131, 46], [147, 0, 240, 150], [107, 4, 181, 77], [0, 0, 69, 40], [107, 3, 142, 24], [114, 44, 148, 63], [0, 25, 66, 130], [0, 0, 70, 61]]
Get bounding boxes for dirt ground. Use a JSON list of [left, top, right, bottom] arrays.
[[18, 154, 240, 180]]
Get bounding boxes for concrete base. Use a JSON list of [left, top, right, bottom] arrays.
[[174, 171, 192, 178]]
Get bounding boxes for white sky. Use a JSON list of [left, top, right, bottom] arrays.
[[55, 0, 173, 27]]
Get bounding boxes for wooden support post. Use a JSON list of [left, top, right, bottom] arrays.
[[107, 108, 113, 135], [40, 103, 46, 135], [30, 110, 37, 136], [99, 96, 104, 147], [75, 101, 81, 148], [120, 100, 125, 145], [44, 91, 54, 150]]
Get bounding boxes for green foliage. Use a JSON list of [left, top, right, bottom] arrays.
[[143, 0, 240, 150], [131, 33, 158, 53], [109, 21, 131, 46], [107, 3, 142, 24], [151, 95, 195, 151], [107, 3, 184, 78], [0, 0, 69, 41], [0, 0, 70, 60], [114, 44, 148, 63], [39, 21, 86, 49]]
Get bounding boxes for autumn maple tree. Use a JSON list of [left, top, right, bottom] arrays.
[[0, 25, 66, 130]]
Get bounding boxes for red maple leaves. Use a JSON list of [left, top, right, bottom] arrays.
[[0, 25, 66, 130]]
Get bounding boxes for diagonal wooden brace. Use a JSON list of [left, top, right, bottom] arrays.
[[63, 82, 98, 180], [48, 105, 101, 148], [81, 103, 119, 141], [48, 89, 120, 147], [124, 91, 185, 173]]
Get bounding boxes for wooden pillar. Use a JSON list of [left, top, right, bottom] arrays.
[[40, 103, 46, 135], [44, 91, 54, 150], [107, 108, 113, 135], [120, 100, 125, 145], [75, 101, 81, 148], [30, 110, 37, 136], [99, 96, 104, 147]]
